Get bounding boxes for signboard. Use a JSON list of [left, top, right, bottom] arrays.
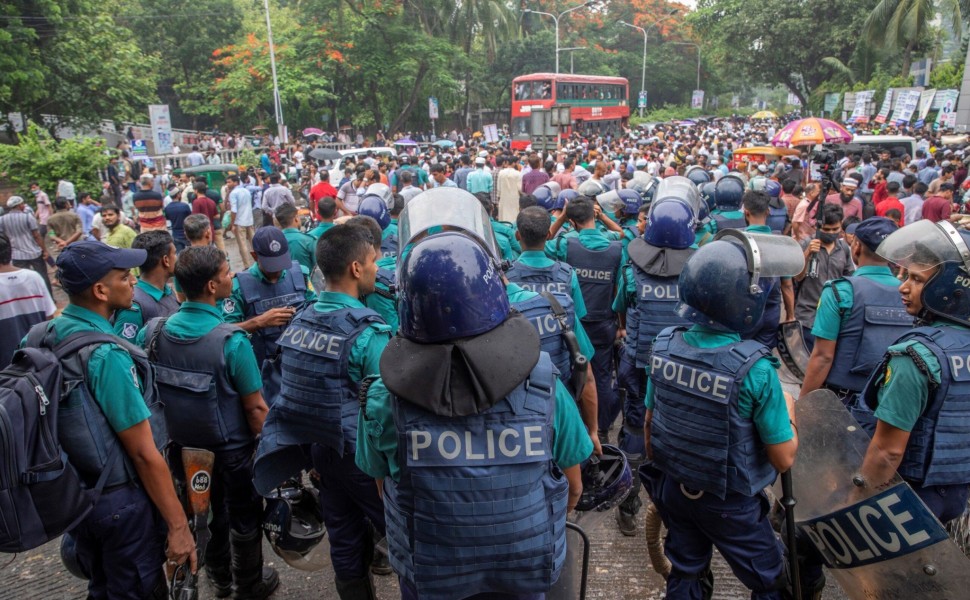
[[910, 58, 933, 88], [936, 89, 959, 128], [638, 91, 647, 109], [890, 89, 922, 124], [787, 92, 801, 106], [691, 90, 704, 109], [483, 124, 499, 143], [148, 104, 173, 155], [931, 88, 958, 110], [428, 96, 439, 120], [131, 139, 147, 157], [918, 89, 937, 120], [823, 93, 841, 114], [731, 95, 740, 108], [850, 90, 875, 123], [874, 89, 893, 123]]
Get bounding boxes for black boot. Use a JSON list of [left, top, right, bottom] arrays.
[[370, 537, 392, 576], [335, 576, 377, 600], [205, 534, 233, 598], [230, 529, 280, 600]]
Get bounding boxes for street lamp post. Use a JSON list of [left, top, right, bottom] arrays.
[[559, 47, 586, 73], [524, 1, 597, 75], [618, 11, 679, 118], [263, 0, 285, 142]]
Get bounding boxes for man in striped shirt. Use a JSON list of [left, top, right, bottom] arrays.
[[132, 173, 167, 231], [0, 196, 51, 293], [0, 232, 55, 366]]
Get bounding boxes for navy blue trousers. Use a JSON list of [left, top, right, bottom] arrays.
[[310, 443, 386, 580], [583, 318, 619, 434], [73, 483, 166, 600], [617, 350, 647, 516], [399, 577, 544, 600], [643, 470, 785, 600]]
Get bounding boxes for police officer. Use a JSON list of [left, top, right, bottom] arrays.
[[223, 226, 315, 403], [740, 191, 795, 349], [356, 230, 592, 600], [28, 241, 195, 599], [762, 180, 791, 235], [275, 202, 316, 273], [113, 230, 180, 342], [474, 192, 521, 261], [710, 174, 747, 232], [139, 246, 278, 599], [854, 219, 970, 521], [254, 224, 390, 600], [547, 196, 623, 443], [612, 195, 696, 536], [799, 217, 910, 407], [641, 231, 802, 600], [380, 193, 404, 259], [352, 209, 400, 336]]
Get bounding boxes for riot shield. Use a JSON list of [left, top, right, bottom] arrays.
[[547, 522, 590, 600], [790, 390, 970, 599], [777, 320, 809, 382]]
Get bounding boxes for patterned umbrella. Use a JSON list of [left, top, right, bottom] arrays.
[[771, 117, 852, 147]]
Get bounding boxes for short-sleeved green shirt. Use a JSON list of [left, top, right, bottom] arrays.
[[709, 209, 745, 235], [365, 256, 399, 335], [645, 325, 794, 445], [113, 279, 178, 342], [308, 221, 335, 240], [223, 263, 316, 323], [356, 376, 593, 482], [506, 282, 594, 361], [383, 220, 398, 244], [135, 301, 263, 396], [314, 291, 391, 384], [545, 227, 617, 261], [490, 218, 521, 261], [46, 304, 150, 433], [513, 251, 588, 319], [282, 228, 317, 274], [811, 266, 901, 341], [869, 322, 969, 432]]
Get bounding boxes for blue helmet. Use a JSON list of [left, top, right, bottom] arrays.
[[398, 232, 509, 343], [677, 230, 804, 332], [576, 444, 633, 513], [554, 189, 580, 211], [714, 174, 745, 210], [700, 182, 717, 212], [357, 194, 391, 230], [617, 189, 642, 215], [877, 220, 970, 327], [763, 179, 782, 198], [645, 198, 696, 250], [61, 532, 89, 580], [685, 166, 712, 187], [533, 184, 557, 211]]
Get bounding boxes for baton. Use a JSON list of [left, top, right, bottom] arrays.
[[781, 469, 803, 600]]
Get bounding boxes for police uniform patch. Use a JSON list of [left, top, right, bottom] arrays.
[[223, 298, 236, 314], [269, 240, 281, 253], [121, 322, 138, 340], [130, 365, 139, 388], [884, 365, 893, 386]]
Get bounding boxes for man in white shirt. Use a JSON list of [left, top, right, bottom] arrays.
[[227, 175, 256, 268]]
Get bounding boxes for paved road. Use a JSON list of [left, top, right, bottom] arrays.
[[6, 232, 850, 599]]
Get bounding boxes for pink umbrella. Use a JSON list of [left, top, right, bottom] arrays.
[[302, 127, 325, 136], [770, 118, 852, 147]]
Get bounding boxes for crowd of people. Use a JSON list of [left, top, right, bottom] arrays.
[[3, 115, 970, 600]]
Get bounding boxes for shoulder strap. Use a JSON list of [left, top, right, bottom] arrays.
[[828, 279, 846, 317], [539, 291, 572, 331], [52, 332, 126, 360], [25, 321, 54, 350], [143, 317, 168, 362]]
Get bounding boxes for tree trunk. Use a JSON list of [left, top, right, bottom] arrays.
[[389, 61, 430, 134], [901, 38, 915, 81]]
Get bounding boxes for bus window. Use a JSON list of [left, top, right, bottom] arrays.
[[512, 118, 529, 135], [515, 82, 531, 100], [539, 81, 552, 99], [557, 83, 567, 99]]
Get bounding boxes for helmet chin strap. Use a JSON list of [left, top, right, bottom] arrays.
[[915, 307, 934, 327]]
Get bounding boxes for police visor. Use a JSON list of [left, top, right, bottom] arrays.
[[397, 188, 499, 263], [876, 219, 970, 271], [650, 176, 703, 221], [713, 229, 804, 292]]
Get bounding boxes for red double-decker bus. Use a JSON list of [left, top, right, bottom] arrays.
[[510, 73, 630, 150]]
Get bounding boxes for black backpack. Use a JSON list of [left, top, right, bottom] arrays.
[[0, 332, 134, 552]]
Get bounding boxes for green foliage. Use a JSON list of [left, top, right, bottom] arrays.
[[631, 105, 755, 124], [930, 61, 965, 89], [235, 148, 260, 170], [0, 124, 109, 197]]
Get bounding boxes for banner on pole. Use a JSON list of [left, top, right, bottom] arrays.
[[918, 89, 937, 120], [850, 90, 874, 123], [483, 124, 499, 143], [935, 89, 959, 128], [148, 104, 173, 155], [890, 90, 922, 124], [428, 96, 439, 121], [691, 90, 704, 109], [823, 93, 841, 114], [874, 89, 894, 123], [638, 91, 647, 109]]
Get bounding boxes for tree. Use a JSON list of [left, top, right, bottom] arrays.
[[0, 123, 109, 196], [863, 0, 962, 77]]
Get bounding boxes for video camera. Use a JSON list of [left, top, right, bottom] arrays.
[[810, 148, 839, 183]]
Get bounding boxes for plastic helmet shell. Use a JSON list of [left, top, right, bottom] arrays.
[[700, 181, 717, 213], [685, 166, 712, 187], [763, 179, 782, 198], [398, 232, 510, 343], [676, 239, 766, 333], [365, 183, 393, 209], [714, 174, 745, 210], [554, 189, 580, 211], [357, 194, 391, 230], [617, 189, 643, 215], [263, 482, 327, 572], [645, 198, 697, 250], [541, 181, 561, 199], [60, 532, 89, 580], [533, 185, 557, 211], [575, 444, 633, 513], [578, 178, 608, 197]]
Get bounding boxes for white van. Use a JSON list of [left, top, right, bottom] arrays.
[[844, 135, 917, 160], [337, 146, 396, 170]]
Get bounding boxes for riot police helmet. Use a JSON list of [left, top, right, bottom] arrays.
[[876, 219, 970, 326], [357, 194, 391, 231], [398, 231, 509, 343], [262, 481, 327, 571], [575, 444, 633, 513], [763, 179, 782, 198], [578, 178, 608, 197], [676, 230, 804, 332], [644, 197, 697, 250], [364, 182, 393, 209], [60, 532, 89, 580], [685, 165, 712, 187], [714, 174, 745, 210], [397, 188, 500, 263], [700, 182, 717, 212], [554, 189, 580, 211], [617, 189, 643, 215], [532, 184, 558, 211]]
